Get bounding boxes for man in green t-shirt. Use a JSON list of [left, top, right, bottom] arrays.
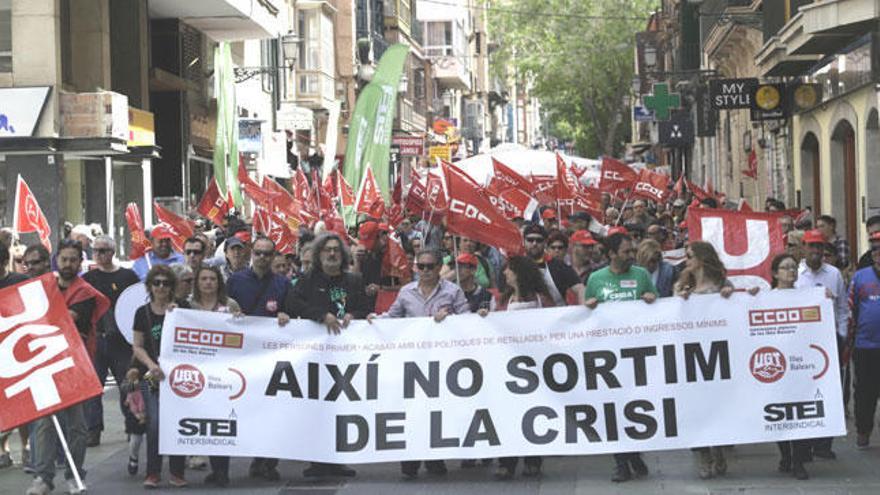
[[584, 232, 657, 482]]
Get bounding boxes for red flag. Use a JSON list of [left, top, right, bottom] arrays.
[[338, 171, 355, 208], [570, 162, 587, 179], [392, 174, 403, 204], [686, 179, 712, 202], [13, 175, 52, 251], [323, 170, 338, 198], [530, 175, 558, 205], [383, 231, 412, 282], [153, 203, 194, 252], [632, 169, 670, 203], [490, 158, 535, 195], [442, 161, 524, 255], [355, 168, 382, 216], [673, 175, 685, 197], [485, 187, 539, 220], [598, 157, 638, 193], [368, 198, 387, 220], [687, 208, 785, 289], [404, 172, 427, 215], [0, 274, 104, 431], [266, 211, 297, 254], [252, 207, 270, 235], [556, 152, 580, 202], [292, 167, 312, 207], [311, 169, 326, 212], [739, 199, 753, 212], [743, 149, 758, 179], [387, 203, 406, 229], [425, 172, 448, 212], [124, 203, 152, 259], [239, 163, 279, 208], [262, 176, 303, 220], [196, 179, 229, 226]]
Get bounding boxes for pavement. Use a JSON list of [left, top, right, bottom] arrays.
[[4, 388, 880, 495]]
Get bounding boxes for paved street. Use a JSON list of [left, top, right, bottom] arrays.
[[4, 388, 880, 495]]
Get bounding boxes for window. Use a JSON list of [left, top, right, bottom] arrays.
[[0, 0, 10, 72], [260, 39, 276, 94]]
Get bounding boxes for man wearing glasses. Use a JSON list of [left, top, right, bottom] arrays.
[[522, 224, 583, 306], [226, 236, 291, 481], [23, 244, 52, 278], [132, 230, 185, 280], [182, 237, 207, 271], [368, 249, 471, 480], [81, 236, 141, 449]]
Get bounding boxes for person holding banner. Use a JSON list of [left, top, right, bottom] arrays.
[[584, 231, 655, 483], [368, 248, 471, 480], [769, 253, 812, 480], [283, 232, 366, 479], [131, 265, 189, 488], [132, 231, 185, 280], [494, 255, 555, 480], [522, 224, 583, 306]]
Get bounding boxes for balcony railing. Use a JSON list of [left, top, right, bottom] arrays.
[[296, 70, 335, 109]]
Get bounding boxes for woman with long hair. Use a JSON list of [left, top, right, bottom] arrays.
[[495, 256, 553, 480], [130, 265, 189, 489], [675, 241, 757, 480], [769, 253, 811, 480]]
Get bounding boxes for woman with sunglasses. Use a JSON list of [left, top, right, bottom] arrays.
[[494, 256, 554, 480], [130, 265, 190, 489], [769, 253, 811, 480]]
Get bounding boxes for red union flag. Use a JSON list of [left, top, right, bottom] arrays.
[[196, 179, 228, 226], [338, 171, 355, 208], [598, 157, 638, 193], [530, 175, 558, 205], [556, 152, 580, 202], [687, 208, 785, 289], [355, 167, 382, 216], [153, 203, 194, 252], [0, 274, 104, 431], [743, 149, 758, 179], [124, 203, 151, 259], [13, 175, 52, 251], [490, 158, 535, 195], [486, 187, 538, 220], [404, 171, 427, 215], [425, 172, 448, 213], [632, 169, 670, 203], [442, 161, 524, 255]]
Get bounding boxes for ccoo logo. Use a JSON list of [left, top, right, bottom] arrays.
[[170, 364, 205, 398], [750, 346, 786, 383]]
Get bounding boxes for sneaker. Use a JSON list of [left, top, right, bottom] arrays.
[[168, 474, 188, 488], [611, 464, 632, 482], [697, 450, 714, 480], [711, 448, 727, 476], [401, 470, 418, 481], [86, 430, 101, 448], [0, 453, 12, 469], [812, 449, 836, 460], [204, 472, 229, 487], [23, 463, 36, 475], [857, 433, 870, 449], [630, 456, 649, 478], [522, 464, 541, 477], [302, 463, 328, 478], [187, 456, 208, 470], [792, 463, 809, 480], [127, 456, 138, 476], [66, 478, 87, 494], [262, 466, 281, 482], [493, 465, 514, 481], [142, 474, 160, 489], [26, 477, 52, 495], [778, 458, 792, 473]]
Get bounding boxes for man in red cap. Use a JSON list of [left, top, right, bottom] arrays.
[[541, 208, 559, 231], [451, 252, 493, 315], [570, 230, 600, 284], [132, 228, 185, 280]]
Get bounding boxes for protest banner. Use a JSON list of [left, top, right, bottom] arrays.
[[0, 274, 104, 431], [687, 208, 785, 289], [159, 289, 843, 463]]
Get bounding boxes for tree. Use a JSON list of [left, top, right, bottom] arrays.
[[489, 0, 653, 157]]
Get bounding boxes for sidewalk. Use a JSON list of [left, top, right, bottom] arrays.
[[3, 389, 880, 494]]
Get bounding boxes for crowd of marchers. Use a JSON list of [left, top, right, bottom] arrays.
[[2, 191, 880, 495]]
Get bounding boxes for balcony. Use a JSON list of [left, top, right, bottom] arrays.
[[148, 0, 282, 40], [430, 54, 471, 91], [755, 12, 822, 76], [797, 0, 880, 54], [296, 70, 335, 109]]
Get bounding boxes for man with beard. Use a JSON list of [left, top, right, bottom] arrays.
[[132, 230, 184, 280], [797, 229, 849, 458], [522, 224, 583, 305], [283, 232, 368, 479], [584, 232, 657, 483], [28, 240, 109, 495]]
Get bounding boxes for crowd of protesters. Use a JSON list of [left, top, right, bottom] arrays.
[[2, 185, 880, 494]]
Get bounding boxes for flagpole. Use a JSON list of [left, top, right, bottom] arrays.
[[616, 190, 634, 226], [12, 174, 21, 234], [452, 234, 460, 287], [52, 414, 85, 492]]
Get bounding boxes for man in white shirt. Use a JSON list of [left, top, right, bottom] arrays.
[[795, 229, 849, 459]]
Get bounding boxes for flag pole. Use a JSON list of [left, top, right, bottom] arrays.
[[52, 414, 85, 491], [616, 189, 634, 226], [453, 234, 460, 287], [12, 174, 21, 234]]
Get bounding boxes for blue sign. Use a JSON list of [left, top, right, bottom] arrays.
[[633, 106, 654, 122]]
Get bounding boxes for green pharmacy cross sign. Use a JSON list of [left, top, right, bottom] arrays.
[[643, 83, 681, 121]]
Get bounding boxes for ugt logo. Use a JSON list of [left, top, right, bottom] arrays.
[[0, 281, 73, 410]]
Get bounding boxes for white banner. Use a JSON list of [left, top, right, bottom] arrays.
[[159, 289, 845, 463]]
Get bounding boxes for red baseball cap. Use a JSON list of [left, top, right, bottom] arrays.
[[607, 226, 628, 237], [542, 209, 557, 220], [679, 221, 688, 230], [802, 229, 826, 245], [870, 231, 880, 242], [570, 230, 597, 246], [233, 230, 252, 243], [455, 253, 478, 266]]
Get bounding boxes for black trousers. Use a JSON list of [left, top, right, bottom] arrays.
[[853, 348, 880, 434], [777, 440, 811, 465], [210, 456, 229, 476], [498, 456, 541, 470], [613, 452, 642, 468], [400, 460, 445, 474]]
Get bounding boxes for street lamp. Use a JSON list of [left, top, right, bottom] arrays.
[[233, 30, 302, 83]]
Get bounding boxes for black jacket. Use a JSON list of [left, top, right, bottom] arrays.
[[284, 270, 372, 322]]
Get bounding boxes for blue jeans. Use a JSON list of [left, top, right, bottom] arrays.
[[143, 383, 185, 477]]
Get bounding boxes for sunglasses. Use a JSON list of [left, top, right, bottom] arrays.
[[253, 250, 274, 258], [185, 249, 203, 256], [549, 244, 566, 250], [416, 263, 437, 271], [24, 259, 47, 267], [151, 279, 173, 288], [13, 258, 23, 264], [525, 237, 545, 244]]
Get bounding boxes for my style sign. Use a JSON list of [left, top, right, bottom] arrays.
[[159, 289, 844, 463]]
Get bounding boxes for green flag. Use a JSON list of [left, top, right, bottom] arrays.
[[213, 43, 242, 208], [342, 43, 409, 224]]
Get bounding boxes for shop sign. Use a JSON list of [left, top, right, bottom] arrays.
[[391, 135, 424, 156], [0, 87, 51, 137], [710, 78, 758, 110], [428, 145, 452, 163], [128, 107, 155, 147], [750, 83, 787, 121], [238, 119, 263, 154], [277, 103, 313, 131]]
